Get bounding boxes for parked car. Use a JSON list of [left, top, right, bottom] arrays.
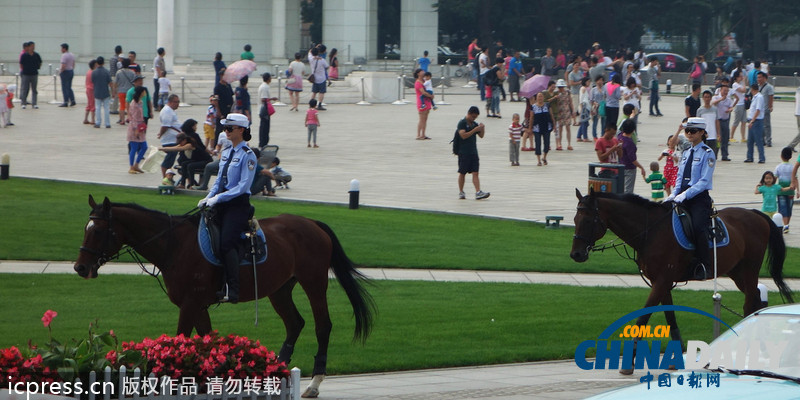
[[437, 45, 463, 57], [647, 52, 689, 71], [586, 303, 800, 399]]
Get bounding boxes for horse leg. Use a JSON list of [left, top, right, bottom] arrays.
[[267, 279, 305, 365], [620, 278, 671, 375], [661, 291, 684, 348], [177, 302, 212, 336], [299, 281, 332, 399], [727, 262, 762, 316]]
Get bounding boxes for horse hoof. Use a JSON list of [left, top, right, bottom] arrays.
[[301, 387, 319, 398], [619, 368, 634, 375]]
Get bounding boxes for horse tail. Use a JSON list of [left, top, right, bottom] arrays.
[[314, 220, 376, 343], [755, 210, 794, 303]]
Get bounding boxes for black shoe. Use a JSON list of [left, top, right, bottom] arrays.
[[58, 103, 68, 107], [70, 102, 76, 107], [110, 110, 119, 114], [758, 160, 765, 164], [744, 159, 753, 163], [721, 157, 731, 161]]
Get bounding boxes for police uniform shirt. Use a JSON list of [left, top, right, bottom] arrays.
[[208, 142, 258, 202], [676, 142, 715, 199]]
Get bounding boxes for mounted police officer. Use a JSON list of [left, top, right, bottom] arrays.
[[198, 113, 258, 303], [666, 117, 716, 280]]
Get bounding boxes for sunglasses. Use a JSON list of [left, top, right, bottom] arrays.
[[223, 125, 239, 132], [685, 128, 702, 134]]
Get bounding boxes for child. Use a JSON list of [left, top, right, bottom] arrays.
[[157, 71, 171, 110], [658, 135, 680, 196], [162, 169, 176, 186], [576, 77, 591, 142], [644, 161, 667, 202], [271, 157, 292, 189], [235, 75, 251, 121], [0, 84, 8, 128], [420, 71, 437, 111], [204, 95, 219, 150], [5, 84, 15, 126], [305, 99, 320, 148], [775, 147, 795, 232], [508, 113, 522, 166], [619, 119, 646, 193], [755, 171, 790, 218], [618, 103, 638, 143]]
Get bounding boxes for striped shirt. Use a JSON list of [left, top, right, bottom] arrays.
[[645, 171, 667, 201], [509, 123, 523, 143]]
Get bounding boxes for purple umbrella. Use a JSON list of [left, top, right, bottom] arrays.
[[519, 74, 550, 99]]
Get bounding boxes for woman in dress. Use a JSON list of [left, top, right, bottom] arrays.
[[526, 92, 555, 166], [83, 59, 96, 125], [126, 86, 147, 174], [285, 52, 305, 111], [414, 68, 434, 140], [555, 79, 574, 150], [328, 48, 339, 82]]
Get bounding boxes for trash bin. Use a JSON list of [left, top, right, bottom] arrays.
[[587, 163, 625, 194]]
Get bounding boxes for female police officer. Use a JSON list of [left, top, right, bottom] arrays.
[[666, 117, 716, 280], [198, 113, 258, 303]]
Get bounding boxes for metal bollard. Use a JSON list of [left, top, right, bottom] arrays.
[[274, 76, 286, 106], [1, 154, 9, 180], [683, 84, 688, 94], [179, 77, 191, 107], [14, 73, 19, 103], [666, 79, 672, 94], [349, 179, 360, 209], [712, 292, 721, 339], [49, 69, 60, 104], [438, 70, 451, 106], [392, 75, 405, 105], [356, 76, 370, 105], [1, 64, 4, 76], [48, 63, 53, 76]]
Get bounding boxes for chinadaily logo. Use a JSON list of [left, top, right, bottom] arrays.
[[574, 305, 791, 390]]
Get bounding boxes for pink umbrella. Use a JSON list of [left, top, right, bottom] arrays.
[[222, 60, 257, 84], [519, 74, 550, 99]]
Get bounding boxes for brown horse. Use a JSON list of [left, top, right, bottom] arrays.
[[74, 196, 375, 398], [570, 189, 793, 371]]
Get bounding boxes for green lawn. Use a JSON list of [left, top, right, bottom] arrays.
[[2, 178, 799, 278], [0, 274, 762, 375]]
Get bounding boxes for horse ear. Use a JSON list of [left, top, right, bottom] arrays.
[[88, 195, 97, 208], [575, 188, 583, 200], [102, 197, 111, 211]]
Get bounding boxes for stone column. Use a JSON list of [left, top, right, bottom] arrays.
[[174, 0, 190, 64], [157, 0, 175, 72], [323, 0, 377, 63], [79, 0, 93, 58], [270, 0, 287, 64], [400, 0, 438, 64]]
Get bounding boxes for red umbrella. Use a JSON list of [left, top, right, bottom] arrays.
[[222, 60, 257, 84], [519, 74, 550, 99]]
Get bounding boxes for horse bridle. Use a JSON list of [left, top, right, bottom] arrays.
[[79, 211, 120, 268], [573, 199, 607, 251]]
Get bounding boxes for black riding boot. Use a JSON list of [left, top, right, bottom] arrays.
[[218, 249, 240, 303]]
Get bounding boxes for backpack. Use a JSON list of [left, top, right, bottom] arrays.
[[483, 67, 499, 87], [451, 129, 461, 155], [744, 91, 752, 110]]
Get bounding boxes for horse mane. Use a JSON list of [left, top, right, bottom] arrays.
[[109, 202, 200, 223], [592, 191, 672, 211]]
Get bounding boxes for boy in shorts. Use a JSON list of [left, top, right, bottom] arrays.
[[455, 106, 490, 200], [204, 95, 219, 150]]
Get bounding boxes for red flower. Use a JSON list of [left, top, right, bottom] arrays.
[[41, 310, 58, 328]]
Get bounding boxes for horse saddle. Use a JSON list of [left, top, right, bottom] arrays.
[[198, 207, 268, 267], [672, 205, 729, 250]]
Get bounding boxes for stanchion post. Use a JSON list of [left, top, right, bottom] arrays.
[[392, 75, 405, 105], [355, 76, 371, 105], [1, 64, 5, 76], [712, 293, 721, 339], [179, 76, 191, 107], [349, 179, 360, 209], [438, 70, 451, 106], [1, 154, 10, 180], [49, 67, 61, 105], [14, 73, 19, 103], [273, 76, 286, 106]]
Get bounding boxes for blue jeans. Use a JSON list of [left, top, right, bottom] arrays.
[[591, 114, 605, 139], [95, 97, 111, 127], [490, 87, 500, 115], [60, 70, 75, 105], [577, 120, 589, 140], [778, 195, 794, 218], [478, 73, 486, 101], [747, 119, 765, 162], [718, 118, 730, 159]]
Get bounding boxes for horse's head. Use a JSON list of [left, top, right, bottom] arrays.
[[571, 188, 608, 262], [74, 195, 123, 279]]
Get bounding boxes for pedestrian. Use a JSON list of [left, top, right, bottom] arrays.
[[285, 52, 304, 111], [418, 50, 431, 72], [109, 45, 123, 114], [126, 86, 148, 174], [590, 76, 606, 141], [507, 50, 523, 102], [415, 68, 433, 140], [58, 43, 76, 107], [659, 135, 680, 196], [745, 83, 766, 163], [648, 57, 663, 116], [328, 48, 339, 82], [554, 79, 573, 151], [576, 77, 592, 142], [604, 74, 622, 128], [487, 57, 505, 118], [711, 81, 736, 161], [258, 73, 277, 147], [697, 90, 719, 158], [114, 59, 135, 125], [478, 47, 490, 101], [158, 94, 182, 177], [527, 92, 555, 166], [508, 113, 522, 166], [618, 119, 646, 193], [157, 71, 171, 111], [19, 41, 42, 109], [4, 85, 15, 126], [83, 59, 96, 125], [213, 52, 226, 85], [644, 161, 667, 202], [197, 113, 258, 304], [204, 95, 219, 150], [214, 74, 234, 138], [757, 72, 774, 147], [308, 47, 329, 110], [755, 171, 788, 218], [540, 48, 555, 77], [305, 99, 320, 148], [241, 44, 254, 61], [234, 75, 251, 121], [730, 72, 747, 143], [467, 38, 481, 82], [665, 117, 716, 280], [595, 125, 622, 177], [685, 83, 701, 118], [153, 48, 166, 107], [91, 56, 113, 129], [776, 147, 795, 233], [455, 106, 490, 200]]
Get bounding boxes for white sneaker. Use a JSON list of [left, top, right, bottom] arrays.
[[458, 191, 466, 200], [475, 191, 490, 200]]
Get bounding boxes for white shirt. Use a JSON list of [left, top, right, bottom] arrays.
[[159, 105, 181, 145], [731, 81, 746, 105], [258, 82, 271, 101], [216, 131, 230, 151], [697, 105, 718, 140], [748, 92, 765, 120], [310, 57, 328, 83], [479, 53, 489, 75]]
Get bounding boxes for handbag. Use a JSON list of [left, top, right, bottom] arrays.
[[598, 100, 606, 117], [307, 59, 319, 84], [266, 101, 275, 116], [137, 122, 147, 133]]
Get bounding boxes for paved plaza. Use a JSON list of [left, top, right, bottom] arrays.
[[2, 74, 800, 399]]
